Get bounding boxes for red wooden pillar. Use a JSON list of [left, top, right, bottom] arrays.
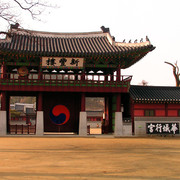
[[105, 97, 109, 125], [81, 70, 85, 81], [130, 98, 135, 135], [116, 93, 121, 112], [105, 74, 108, 82], [103, 97, 109, 134], [1, 92, 6, 111], [38, 58, 42, 79], [81, 92, 85, 111], [37, 92, 43, 111], [116, 65, 121, 81], [1, 63, 7, 79], [38, 70, 43, 80], [165, 103, 168, 117], [110, 73, 114, 81]]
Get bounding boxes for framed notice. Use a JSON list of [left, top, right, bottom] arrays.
[[41, 57, 84, 69], [146, 123, 179, 135]]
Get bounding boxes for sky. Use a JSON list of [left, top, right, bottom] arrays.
[[2, 0, 180, 86]]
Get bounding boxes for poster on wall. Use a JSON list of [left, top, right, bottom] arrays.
[[41, 57, 84, 69], [146, 123, 179, 134]]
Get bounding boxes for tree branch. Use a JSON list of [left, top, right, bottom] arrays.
[[0, 0, 58, 26], [165, 61, 180, 87]]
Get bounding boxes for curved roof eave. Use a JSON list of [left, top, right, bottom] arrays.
[[0, 26, 155, 63]]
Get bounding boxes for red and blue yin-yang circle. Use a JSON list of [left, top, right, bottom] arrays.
[[49, 105, 70, 125]]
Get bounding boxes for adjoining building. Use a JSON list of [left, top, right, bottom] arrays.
[[130, 85, 180, 135], [0, 25, 155, 136]]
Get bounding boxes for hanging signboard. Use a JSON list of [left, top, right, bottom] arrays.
[[41, 57, 84, 69], [146, 123, 179, 134]]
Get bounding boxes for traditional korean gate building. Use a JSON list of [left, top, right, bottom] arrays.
[[0, 25, 155, 136]]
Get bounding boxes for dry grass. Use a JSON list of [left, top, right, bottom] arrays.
[[0, 137, 180, 180]]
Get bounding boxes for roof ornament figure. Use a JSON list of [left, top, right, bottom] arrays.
[[123, 39, 126, 43], [10, 23, 20, 29], [100, 26, 110, 33], [129, 40, 131, 43], [134, 39, 138, 43], [146, 36, 150, 41], [140, 38, 143, 42]]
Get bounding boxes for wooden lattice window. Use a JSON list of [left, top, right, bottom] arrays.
[[144, 110, 155, 116]]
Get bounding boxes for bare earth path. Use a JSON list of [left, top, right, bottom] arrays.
[[0, 137, 180, 180]]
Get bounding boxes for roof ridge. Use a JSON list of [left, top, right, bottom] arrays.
[[116, 41, 151, 47], [10, 28, 105, 38]]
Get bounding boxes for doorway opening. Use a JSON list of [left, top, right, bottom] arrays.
[[9, 96, 36, 134], [86, 97, 105, 135]]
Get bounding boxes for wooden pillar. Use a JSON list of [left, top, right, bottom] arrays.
[[116, 65, 121, 81], [105, 97, 109, 124], [116, 93, 121, 112], [81, 70, 85, 81], [165, 103, 168, 117], [81, 92, 85, 111], [105, 74, 108, 82], [130, 98, 135, 135], [1, 92, 6, 111], [75, 74, 78, 81], [1, 63, 7, 79], [103, 97, 109, 134], [38, 57, 42, 80], [110, 72, 114, 81], [38, 71, 43, 80], [37, 92, 43, 111]]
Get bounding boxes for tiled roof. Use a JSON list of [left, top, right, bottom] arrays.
[[130, 85, 180, 103], [0, 27, 155, 60]]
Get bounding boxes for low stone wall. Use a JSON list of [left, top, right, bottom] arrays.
[[135, 117, 180, 135], [123, 123, 132, 136]]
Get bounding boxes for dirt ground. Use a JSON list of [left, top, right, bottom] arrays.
[[0, 136, 180, 180]]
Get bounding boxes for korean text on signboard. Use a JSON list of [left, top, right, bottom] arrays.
[[41, 57, 84, 69], [146, 123, 179, 134]]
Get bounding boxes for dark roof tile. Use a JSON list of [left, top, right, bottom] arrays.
[[0, 28, 155, 56], [130, 85, 180, 102], [0, 27, 155, 68]]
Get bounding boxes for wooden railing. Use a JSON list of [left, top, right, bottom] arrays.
[[9, 114, 36, 135], [9, 124, 36, 134], [0, 73, 132, 88]]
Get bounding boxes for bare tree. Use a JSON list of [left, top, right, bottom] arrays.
[[165, 61, 180, 87], [0, 0, 57, 29]]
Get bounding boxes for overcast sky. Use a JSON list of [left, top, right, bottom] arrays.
[[2, 0, 180, 86]]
